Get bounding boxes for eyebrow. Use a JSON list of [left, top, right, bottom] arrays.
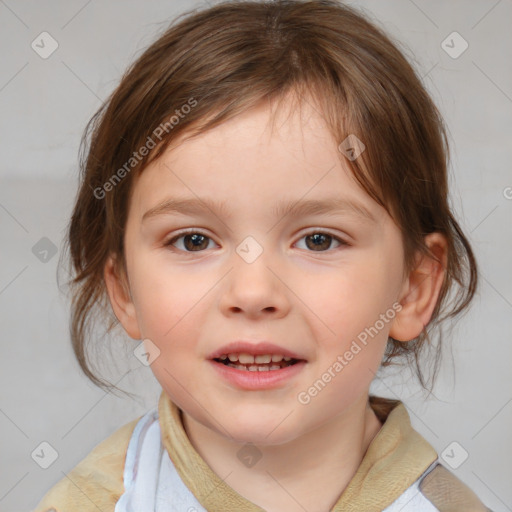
[[142, 196, 377, 223]]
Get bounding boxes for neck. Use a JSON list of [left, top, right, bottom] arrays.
[[181, 395, 383, 512]]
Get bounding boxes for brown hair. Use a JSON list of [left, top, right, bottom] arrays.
[[59, 0, 478, 397]]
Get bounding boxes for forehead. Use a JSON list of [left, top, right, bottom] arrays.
[[128, 97, 382, 224]]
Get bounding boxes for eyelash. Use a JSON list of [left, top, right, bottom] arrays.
[[163, 228, 350, 253]]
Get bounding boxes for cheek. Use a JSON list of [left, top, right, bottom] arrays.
[[302, 255, 398, 360], [307, 264, 387, 327], [129, 257, 198, 341], [132, 267, 206, 396]]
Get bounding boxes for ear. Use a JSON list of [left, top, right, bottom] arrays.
[[389, 233, 448, 342], [104, 254, 142, 340]]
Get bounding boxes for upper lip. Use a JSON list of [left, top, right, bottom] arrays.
[[208, 341, 307, 361]]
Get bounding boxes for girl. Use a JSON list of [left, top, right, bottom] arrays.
[[36, 0, 491, 510]]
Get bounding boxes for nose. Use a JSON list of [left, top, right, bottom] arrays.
[[219, 248, 291, 320]]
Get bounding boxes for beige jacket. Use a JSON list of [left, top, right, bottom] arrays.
[[34, 391, 490, 511]]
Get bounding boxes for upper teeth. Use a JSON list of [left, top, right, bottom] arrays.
[[221, 353, 292, 364]]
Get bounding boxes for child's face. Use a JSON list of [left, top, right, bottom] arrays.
[[112, 96, 409, 444]]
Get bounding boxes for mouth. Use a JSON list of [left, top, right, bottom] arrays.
[[213, 353, 303, 372]]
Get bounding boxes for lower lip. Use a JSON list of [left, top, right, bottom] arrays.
[[209, 359, 307, 390]]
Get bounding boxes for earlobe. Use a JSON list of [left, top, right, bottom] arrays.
[[104, 254, 142, 340], [389, 233, 448, 342]]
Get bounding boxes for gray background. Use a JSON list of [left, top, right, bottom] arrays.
[[1, 0, 511, 510]]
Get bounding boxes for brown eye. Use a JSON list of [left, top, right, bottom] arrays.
[[296, 232, 347, 252], [165, 232, 214, 252]]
